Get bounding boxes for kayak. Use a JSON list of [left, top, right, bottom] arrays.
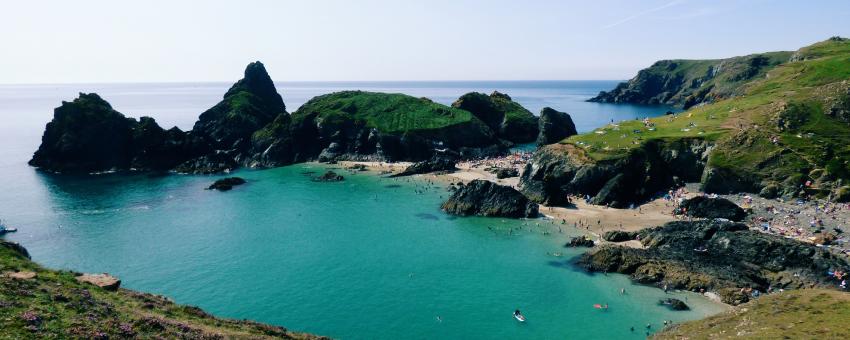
[[513, 313, 526, 322]]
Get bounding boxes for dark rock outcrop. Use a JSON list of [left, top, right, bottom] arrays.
[[536, 107, 577, 145], [207, 177, 247, 191], [452, 91, 539, 144], [0, 241, 31, 259], [678, 196, 746, 221], [391, 157, 457, 177], [32, 64, 526, 175], [441, 180, 538, 218], [192, 61, 285, 151], [659, 298, 689, 311], [492, 167, 519, 179], [602, 230, 635, 242], [578, 220, 850, 305], [588, 52, 791, 109], [29, 93, 207, 174], [566, 236, 595, 247], [313, 171, 344, 182], [519, 138, 713, 207]]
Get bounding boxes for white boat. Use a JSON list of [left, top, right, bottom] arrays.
[[0, 220, 17, 234]]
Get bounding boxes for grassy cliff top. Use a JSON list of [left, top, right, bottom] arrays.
[[0, 242, 323, 339], [654, 289, 850, 339], [564, 37, 850, 178], [292, 91, 480, 133]]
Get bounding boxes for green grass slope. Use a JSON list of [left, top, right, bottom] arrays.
[[564, 37, 850, 198], [590, 51, 792, 108], [654, 289, 850, 339], [0, 242, 323, 339], [291, 91, 479, 133]]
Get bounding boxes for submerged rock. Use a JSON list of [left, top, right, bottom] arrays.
[[659, 298, 689, 311], [441, 180, 538, 218], [566, 236, 595, 247], [678, 196, 746, 221], [313, 170, 344, 182], [207, 177, 247, 191], [536, 107, 577, 146]]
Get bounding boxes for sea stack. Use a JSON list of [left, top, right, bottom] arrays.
[[441, 180, 538, 218]]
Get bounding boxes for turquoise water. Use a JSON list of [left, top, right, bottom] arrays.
[[0, 82, 717, 339]]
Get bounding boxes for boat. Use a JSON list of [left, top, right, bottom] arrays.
[[513, 310, 526, 322], [0, 219, 17, 234]]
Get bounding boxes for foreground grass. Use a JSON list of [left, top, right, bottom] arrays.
[[0, 242, 324, 339], [654, 289, 850, 339]]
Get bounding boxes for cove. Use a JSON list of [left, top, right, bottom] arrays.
[[6, 163, 725, 339]]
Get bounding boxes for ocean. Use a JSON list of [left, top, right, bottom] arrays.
[[0, 81, 717, 339]]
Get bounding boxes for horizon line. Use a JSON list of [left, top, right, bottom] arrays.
[[0, 79, 627, 86]]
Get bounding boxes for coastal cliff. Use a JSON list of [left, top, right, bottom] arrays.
[[588, 51, 792, 109], [525, 37, 850, 206], [0, 241, 323, 339], [451, 91, 539, 144], [32, 64, 576, 174]]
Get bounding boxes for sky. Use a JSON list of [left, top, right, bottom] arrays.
[[2, 0, 849, 83]]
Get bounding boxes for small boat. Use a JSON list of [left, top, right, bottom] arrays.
[[0, 220, 17, 234], [513, 310, 526, 322]]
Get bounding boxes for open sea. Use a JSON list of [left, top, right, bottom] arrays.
[[0, 81, 719, 339]]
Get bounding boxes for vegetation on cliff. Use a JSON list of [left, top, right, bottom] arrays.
[[522, 37, 850, 206], [0, 241, 322, 339], [654, 289, 850, 339], [452, 91, 539, 143], [589, 51, 792, 109]]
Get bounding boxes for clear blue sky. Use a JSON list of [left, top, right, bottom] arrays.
[[2, 0, 849, 83]]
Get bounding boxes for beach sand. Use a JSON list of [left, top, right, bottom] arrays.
[[338, 160, 679, 246]]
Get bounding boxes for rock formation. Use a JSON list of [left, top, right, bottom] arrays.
[[536, 107, 577, 145], [519, 138, 713, 207], [678, 196, 747, 221], [452, 91, 539, 144], [313, 171, 344, 182], [578, 219, 850, 305], [391, 157, 458, 177], [588, 52, 791, 109], [207, 177, 247, 191], [441, 180, 538, 218]]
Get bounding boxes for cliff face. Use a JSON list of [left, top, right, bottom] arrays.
[[519, 138, 713, 207], [534, 38, 850, 204], [452, 91, 539, 144], [589, 51, 792, 109], [536, 107, 577, 146], [32, 66, 539, 174], [28, 94, 208, 174]]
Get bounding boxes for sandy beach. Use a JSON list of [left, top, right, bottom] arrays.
[[337, 160, 680, 245]]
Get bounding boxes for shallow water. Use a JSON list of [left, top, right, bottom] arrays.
[[0, 82, 718, 339]]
